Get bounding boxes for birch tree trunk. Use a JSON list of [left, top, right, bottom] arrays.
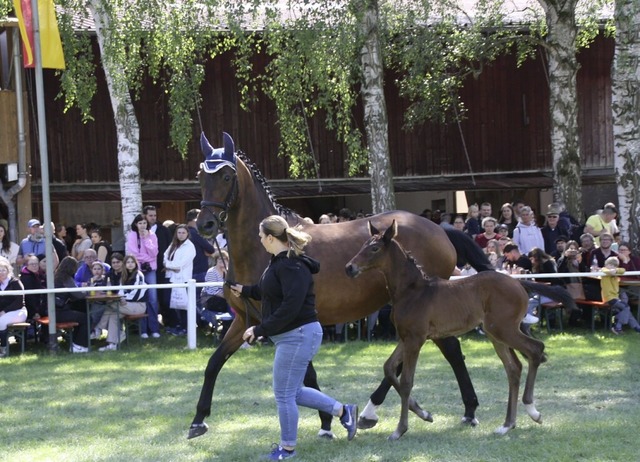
[[612, 0, 640, 250], [358, 0, 395, 214], [538, 0, 582, 220], [89, 0, 142, 235]]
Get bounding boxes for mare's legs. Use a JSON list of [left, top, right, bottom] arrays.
[[189, 315, 246, 438], [303, 361, 334, 436], [358, 336, 478, 429]]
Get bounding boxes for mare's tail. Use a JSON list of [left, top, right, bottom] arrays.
[[444, 227, 494, 273], [519, 280, 578, 313]]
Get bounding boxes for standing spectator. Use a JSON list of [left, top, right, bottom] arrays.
[[17, 219, 46, 268], [0, 258, 27, 357], [55, 224, 70, 252], [512, 206, 544, 255], [318, 214, 331, 224], [540, 204, 570, 255], [463, 204, 481, 238], [90, 228, 112, 264], [338, 208, 352, 222], [71, 223, 92, 260], [585, 204, 618, 246], [143, 205, 173, 328], [164, 224, 196, 336], [512, 199, 526, 221], [452, 215, 466, 231], [126, 214, 160, 339], [0, 222, 19, 269], [186, 209, 215, 304], [498, 203, 517, 237], [51, 222, 69, 262], [475, 217, 500, 249], [479, 202, 493, 220]]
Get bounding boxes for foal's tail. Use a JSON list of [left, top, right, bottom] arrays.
[[519, 281, 578, 313]]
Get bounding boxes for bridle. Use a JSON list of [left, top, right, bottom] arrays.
[[199, 165, 239, 230]]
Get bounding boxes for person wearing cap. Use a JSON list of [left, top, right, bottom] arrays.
[[17, 219, 46, 268], [551, 236, 568, 259], [585, 204, 618, 246], [541, 204, 570, 255]]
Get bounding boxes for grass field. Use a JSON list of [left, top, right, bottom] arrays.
[[1, 327, 639, 462]]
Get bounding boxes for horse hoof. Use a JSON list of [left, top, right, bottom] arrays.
[[357, 416, 378, 430], [525, 403, 542, 423], [494, 425, 513, 435], [388, 430, 405, 441], [187, 422, 209, 440], [418, 411, 434, 423], [461, 416, 479, 427], [317, 429, 336, 439]]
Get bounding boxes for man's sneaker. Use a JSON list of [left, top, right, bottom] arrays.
[[140, 333, 149, 339], [611, 327, 622, 335], [99, 343, 118, 352], [72, 343, 88, 354], [265, 444, 296, 460], [340, 404, 358, 441], [151, 332, 161, 338], [522, 313, 539, 325]]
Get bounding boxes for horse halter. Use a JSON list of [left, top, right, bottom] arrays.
[[200, 167, 238, 228]]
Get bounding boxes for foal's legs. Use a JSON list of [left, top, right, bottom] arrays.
[[358, 336, 478, 429], [485, 338, 522, 435]]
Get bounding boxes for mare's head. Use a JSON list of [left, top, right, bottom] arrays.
[[197, 132, 238, 238], [345, 220, 397, 278]]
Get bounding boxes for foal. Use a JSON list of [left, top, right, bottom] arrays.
[[345, 221, 546, 440]]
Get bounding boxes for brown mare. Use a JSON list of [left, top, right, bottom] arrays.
[[189, 132, 479, 439], [345, 221, 547, 440]]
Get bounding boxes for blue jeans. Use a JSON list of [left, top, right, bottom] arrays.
[[140, 270, 160, 335], [270, 321, 342, 448]]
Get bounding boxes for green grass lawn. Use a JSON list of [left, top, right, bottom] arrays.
[[1, 327, 639, 461]]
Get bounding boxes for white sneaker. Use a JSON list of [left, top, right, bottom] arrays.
[[151, 332, 160, 339], [140, 333, 149, 339], [72, 343, 89, 353], [99, 343, 118, 352], [523, 313, 540, 324]]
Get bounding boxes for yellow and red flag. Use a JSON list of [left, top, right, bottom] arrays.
[[13, 0, 65, 69]]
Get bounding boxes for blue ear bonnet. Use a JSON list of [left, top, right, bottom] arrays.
[[200, 132, 236, 173]]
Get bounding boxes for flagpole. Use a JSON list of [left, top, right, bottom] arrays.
[[30, 0, 58, 352]]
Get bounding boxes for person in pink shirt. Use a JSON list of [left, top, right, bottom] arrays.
[[126, 214, 160, 338]]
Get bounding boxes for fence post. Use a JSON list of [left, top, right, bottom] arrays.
[[187, 279, 197, 350]]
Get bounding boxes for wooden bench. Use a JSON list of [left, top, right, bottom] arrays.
[[122, 313, 148, 346], [6, 322, 31, 356], [574, 298, 611, 333], [36, 317, 80, 352], [539, 301, 564, 334]]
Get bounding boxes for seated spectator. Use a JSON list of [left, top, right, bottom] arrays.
[[591, 232, 617, 267], [475, 217, 499, 249], [95, 255, 148, 351], [550, 236, 568, 260], [74, 249, 111, 286], [601, 256, 640, 335], [0, 222, 19, 270], [498, 203, 516, 237], [200, 250, 234, 338], [52, 257, 90, 353], [0, 257, 27, 357], [108, 252, 125, 285], [20, 254, 46, 320], [617, 242, 640, 279], [502, 243, 533, 273], [318, 214, 331, 224], [463, 204, 481, 238], [484, 239, 502, 269], [338, 208, 353, 222], [71, 223, 92, 260], [541, 204, 570, 255], [557, 240, 582, 276], [89, 261, 108, 293], [579, 233, 597, 266], [90, 228, 113, 264], [513, 206, 544, 255]]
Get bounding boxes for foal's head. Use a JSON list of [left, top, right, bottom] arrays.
[[345, 220, 398, 278]]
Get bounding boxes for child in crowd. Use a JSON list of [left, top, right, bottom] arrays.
[[464, 204, 481, 238], [601, 256, 640, 335]]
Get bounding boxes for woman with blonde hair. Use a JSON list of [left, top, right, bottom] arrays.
[[0, 257, 26, 357], [226, 215, 357, 460]]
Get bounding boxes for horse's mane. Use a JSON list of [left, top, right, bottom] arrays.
[[392, 237, 430, 282], [236, 151, 302, 222]]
